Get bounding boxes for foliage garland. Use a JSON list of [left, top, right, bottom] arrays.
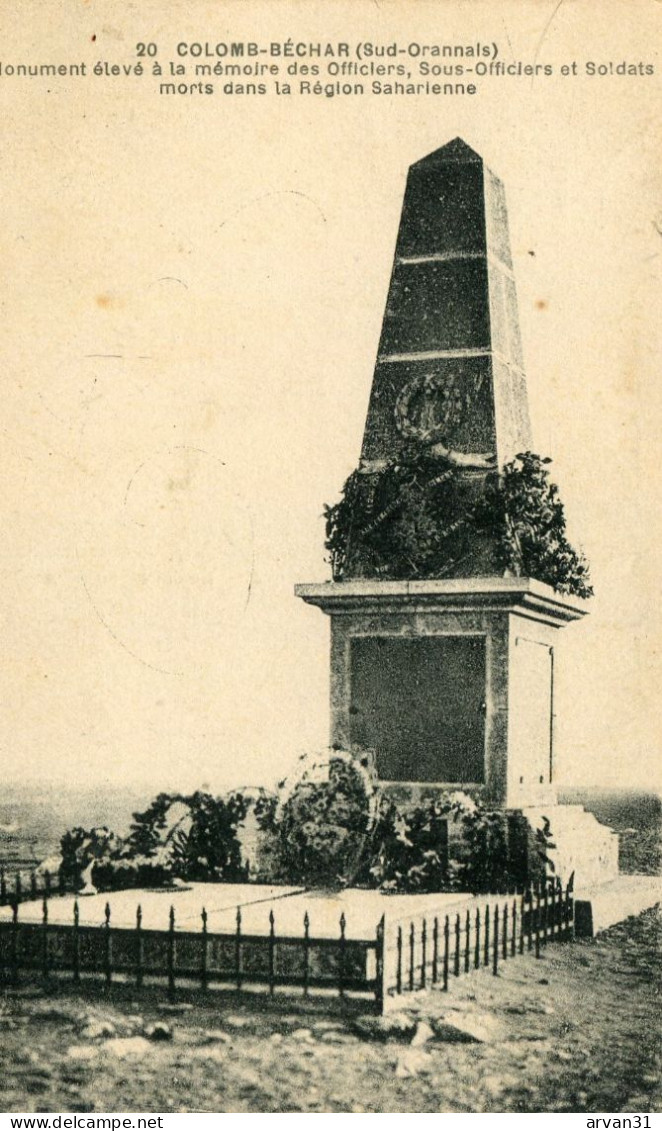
[[324, 450, 592, 598]]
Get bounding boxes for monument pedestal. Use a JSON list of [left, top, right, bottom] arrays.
[[296, 577, 619, 885], [296, 577, 582, 809]]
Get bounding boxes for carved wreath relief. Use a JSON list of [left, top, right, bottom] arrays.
[[394, 371, 496, 469]]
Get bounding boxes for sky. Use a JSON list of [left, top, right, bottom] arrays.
[[1, 0, 660, 795]]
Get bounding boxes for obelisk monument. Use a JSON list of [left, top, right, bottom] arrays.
[[296, 139, 618, 885]]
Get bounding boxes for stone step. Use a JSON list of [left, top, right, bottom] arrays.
[[574, 874, 661, 937]]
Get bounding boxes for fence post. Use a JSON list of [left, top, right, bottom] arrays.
[[167, 906, 176, 999], [31, 871, 38, 901], [464, 910, 471, 974], [534, 888, 541, 959], [519, 894, 525, 954], [474, 909, 481, 970], [511, 899, 517, 957], [41, 898, 49, 980], [502, 900, 509, 961], [338, 912, 346, 998], [73, 900, 80, 984], [391, 922, 402, 995], [567, 873, 575, 940], [432, 917, 439, 984], [268, 909, 275, 996], [235, 906, 243, 992], [420, 918, 427, 990], [483, 905, 490, 967], [0, 867, 6, 905], [375, 914, 385, 1014], [408, 922, 415, 992], [558, 877, 564, 937], [11, 901, 19, 985], [15, 873, 22, 905], [135, 905, 143, 989], [550, 878, 557, 941], [453, 913, 461, 978], [492, 904, 499, 976], [45, 870, 52, 901], [104, 902, 112, 986], [303, 911, 310, 998], [200, 907, 208, 991], [442, 915, 449, 991], [542, 882, 549, 947]]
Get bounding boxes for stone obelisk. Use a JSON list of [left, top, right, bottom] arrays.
[[358, 137, 531, 484]]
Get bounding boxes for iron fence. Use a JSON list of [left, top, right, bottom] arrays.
[[0, 877, 573, 1011], [0, 898, 384, 1008], [384, 877, 574, 999], [0, 866, 71, 906]]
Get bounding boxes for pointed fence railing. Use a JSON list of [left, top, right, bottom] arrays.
[[384, 877, 574, 1000], [0, 866, 71, 906], [0, 877, 573, 1012], [0, 898, 383, 1008]]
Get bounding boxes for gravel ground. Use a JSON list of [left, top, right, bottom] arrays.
[[1, 906, 660, 1114]]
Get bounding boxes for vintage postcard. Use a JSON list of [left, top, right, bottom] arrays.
[[0, 0, 660, 1119]]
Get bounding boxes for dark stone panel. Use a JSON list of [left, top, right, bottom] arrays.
[[395, 161, 487, 259], [349, 635, 486, 783], [360, 354, 496, 463], [379, 258, 491, 356]]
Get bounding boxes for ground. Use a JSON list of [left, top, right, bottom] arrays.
[[1, 907, 660, 1114]]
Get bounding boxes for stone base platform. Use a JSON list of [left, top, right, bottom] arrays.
[[574, 874, 661, 937], [521, 804, 620, 888]]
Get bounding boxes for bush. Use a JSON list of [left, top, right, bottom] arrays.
[[123, 790, 250, 884], [60, 789, 253, 893], [460, 809, 516, 892], [59, 826, 122, 890], [480, 452, 593, 597], [125, 794, 175, 858], [361, 793, 471, 893], [92, 853, 175, 892], [174, 791, 249, 882]]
